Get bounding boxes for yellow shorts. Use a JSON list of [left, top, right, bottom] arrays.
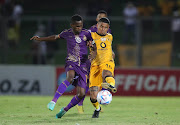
[[89, 62, 115, 88]]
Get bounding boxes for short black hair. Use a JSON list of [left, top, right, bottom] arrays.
[[71, 14, 83, 23], [98, 17, 110, 25], [98, 10, 107, 16]]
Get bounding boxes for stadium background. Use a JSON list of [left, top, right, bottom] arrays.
[[0, 0, 180, 124], [0, 0, 180, 66]]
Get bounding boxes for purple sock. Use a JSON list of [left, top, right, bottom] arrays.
[[78, 86, 89, 106], [52, 80, 70, 103], [64, 95, 81, 111]]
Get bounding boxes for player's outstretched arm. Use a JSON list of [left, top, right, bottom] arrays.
[[30, 35, 59, 41]]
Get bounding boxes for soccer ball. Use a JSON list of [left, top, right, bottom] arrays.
[[97, 90, 112, 105]]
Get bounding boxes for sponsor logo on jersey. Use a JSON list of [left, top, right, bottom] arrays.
[[100, 42, 106, 48], [101, 37, 106, 42]]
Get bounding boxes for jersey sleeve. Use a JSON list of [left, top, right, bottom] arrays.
[[86, 30, 93, 41], [58, 29, 68, 39], [88, 25, 97, 32]]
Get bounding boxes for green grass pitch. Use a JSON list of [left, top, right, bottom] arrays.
[[0, 96, 180, 125]]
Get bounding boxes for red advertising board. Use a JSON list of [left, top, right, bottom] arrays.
[[115, 68, 180, 96], [56, 67, 180, 96]]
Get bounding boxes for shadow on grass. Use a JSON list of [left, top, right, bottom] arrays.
[[29, 113, 93, 124]]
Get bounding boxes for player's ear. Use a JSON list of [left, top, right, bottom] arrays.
[[96, 18, 98, 22]]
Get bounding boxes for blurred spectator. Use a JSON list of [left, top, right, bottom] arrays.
[[31, 24, 47, 64], [137, 2, 155, 16], [12, 1, 23, 45], [7, 19, 18, 48], [171, 11, 180, 56], [137, 2, 155, 42], [177, 0, 180, 14], [122, 2, 138, 44], [158, 0, 175, 16]]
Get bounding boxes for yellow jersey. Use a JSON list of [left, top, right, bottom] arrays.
[[91, 32, 114, 66]]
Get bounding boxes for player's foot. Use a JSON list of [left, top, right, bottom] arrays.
[[47, 101, 56, 111], [76, 105, 84, 114], [92, 107, 101, 118], [101, 83, 117, 93], [56, 107, 66, 118]]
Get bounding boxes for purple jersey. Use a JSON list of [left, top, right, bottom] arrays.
[[88, 24, 112, 34], [59, 28, 92, 67]]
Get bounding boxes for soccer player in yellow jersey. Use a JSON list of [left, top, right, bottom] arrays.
[[89, 17, 117, 118], [76, 10, 113, 114]]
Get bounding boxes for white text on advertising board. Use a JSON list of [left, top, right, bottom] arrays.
[[115, 75, 180, 92]]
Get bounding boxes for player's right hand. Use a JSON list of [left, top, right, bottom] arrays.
[[30, 36, 40, 41]]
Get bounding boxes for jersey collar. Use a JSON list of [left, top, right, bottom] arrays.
[[96, 32, 106, 36]]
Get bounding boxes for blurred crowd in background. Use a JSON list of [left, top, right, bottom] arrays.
[[0, 0, 180, 66]]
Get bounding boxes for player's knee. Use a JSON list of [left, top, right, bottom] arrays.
[[77, 93, 85, 99], [90, 97, 97, 103], [66, 76, 74, 83], [90, 94, 97, 101]]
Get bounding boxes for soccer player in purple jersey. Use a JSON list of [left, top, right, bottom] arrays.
[[76, 10, 114, 114], [30, 14, 92, 118]]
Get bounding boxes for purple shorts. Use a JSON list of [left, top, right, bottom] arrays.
[[65, 62, 88, 89]]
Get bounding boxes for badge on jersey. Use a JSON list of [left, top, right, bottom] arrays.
[[101, 37, 106, 42], [75, 36, 82, 43], [83, 35, 87, 41]]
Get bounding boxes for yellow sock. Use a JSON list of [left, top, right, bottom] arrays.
[[105, 77, 115, 86], [92, 101, 100, 110]]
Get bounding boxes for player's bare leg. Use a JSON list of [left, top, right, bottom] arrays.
[[90, 86, 102, 118], [101, 70, 117, 93]]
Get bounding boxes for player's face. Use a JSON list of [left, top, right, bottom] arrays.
[[96, 13, 107, 22], [97, 22, 109, 35], [71, 21, 83, 34]]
